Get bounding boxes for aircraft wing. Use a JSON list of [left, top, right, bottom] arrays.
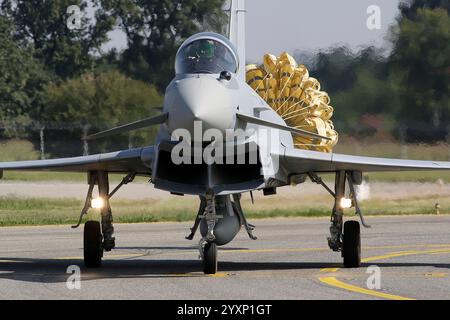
[[280, 147, 450, 174], [0, 146, 154, 175]]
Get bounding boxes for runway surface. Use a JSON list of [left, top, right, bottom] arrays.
[[1, 180, 449, 201], [1, 216, 450, 300]]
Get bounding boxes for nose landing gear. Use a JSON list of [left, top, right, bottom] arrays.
[[202, 242, 218, 274], [198, 193, 220, 274], [188, 192, 255, 274]]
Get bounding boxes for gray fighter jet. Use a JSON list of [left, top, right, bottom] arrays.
[[1, 0, 450, 274]]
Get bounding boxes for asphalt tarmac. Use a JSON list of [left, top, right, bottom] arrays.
[[1, 216, 450, 300]]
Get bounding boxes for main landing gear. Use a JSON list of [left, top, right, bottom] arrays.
[[308, 170, 368, 268], [343, 220, 361, 268], [73, 171, 135, 268], [84, 220, 103, 268]]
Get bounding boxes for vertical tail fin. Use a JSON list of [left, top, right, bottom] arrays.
[[229, 0, 246, 81]]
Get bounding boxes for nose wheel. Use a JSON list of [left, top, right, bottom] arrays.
[[343, 220, 361, 268], [84, 221, 103, 268], [202, 242, 218, 274]]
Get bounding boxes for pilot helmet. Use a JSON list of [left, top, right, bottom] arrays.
[[197, 40, 216, 59]]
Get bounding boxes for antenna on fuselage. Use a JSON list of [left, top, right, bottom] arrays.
[[229, 0, 246, 81]]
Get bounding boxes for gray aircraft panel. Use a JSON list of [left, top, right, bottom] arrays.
[[331, 152, 450, 172], [0, 147, 154, 174], [281, 147, 450, 174], [281, 148, 333, 174]]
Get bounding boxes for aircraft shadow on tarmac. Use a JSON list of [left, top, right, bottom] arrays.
[[112, 246, 250, 251], [1, 256, 450, 284]]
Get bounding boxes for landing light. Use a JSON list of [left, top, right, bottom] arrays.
[[339, 197, 353, 209], [91, 197, 105, 209]]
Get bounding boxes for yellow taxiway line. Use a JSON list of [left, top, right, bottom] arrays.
[[50, 244, 450, 292], [55, 253, 147, 260], [319, 277, 414, 300], [54, 244, 450, 261], [319, 246, 450, 300], [361, 248, 450, 263], [54, 247, 327, 261]]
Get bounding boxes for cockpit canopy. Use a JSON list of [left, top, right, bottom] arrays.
[[175, 32, 239, 75]]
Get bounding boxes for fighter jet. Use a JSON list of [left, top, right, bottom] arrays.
[[1, 0, 450, 274]]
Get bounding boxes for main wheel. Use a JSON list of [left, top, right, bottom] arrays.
[[203, 242, 218, 274], [343, 220, 361, 268], [84, 221, 103, 268]]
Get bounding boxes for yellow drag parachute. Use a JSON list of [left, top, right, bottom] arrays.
[[246, 52, 338, 152]]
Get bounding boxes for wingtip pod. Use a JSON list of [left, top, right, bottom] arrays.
[[246, 52, 338, 152]]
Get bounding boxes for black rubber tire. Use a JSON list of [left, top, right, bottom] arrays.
[[84, 221, 103, 268], [343, 220, 361, 268], [203, 242, 218, 274]]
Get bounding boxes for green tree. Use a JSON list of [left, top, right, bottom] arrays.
[[331, 66, 398, 136], [398, 0, 449, 20], [100, 0, 227, 90], [43, 70, 162, 155], [308, 46, 396, 134], [389, 7, 450, 138], [0, 13, 49, 138], [0, 0, 115, 79]]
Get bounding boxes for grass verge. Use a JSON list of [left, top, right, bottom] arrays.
[[0, 195, 447, 227]]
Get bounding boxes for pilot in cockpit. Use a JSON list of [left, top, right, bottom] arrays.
[[178, 38, 237, 74], [188, 40, 223, 71]]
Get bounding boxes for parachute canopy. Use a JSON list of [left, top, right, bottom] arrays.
[[246, 52, 338, 153]]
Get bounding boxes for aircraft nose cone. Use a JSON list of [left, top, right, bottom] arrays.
[[166, 77, 235, 140]]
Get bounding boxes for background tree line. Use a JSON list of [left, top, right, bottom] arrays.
[[0, 0, 226, 156], [303, 0, 449, 143], [0, 0, 448, 158]]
